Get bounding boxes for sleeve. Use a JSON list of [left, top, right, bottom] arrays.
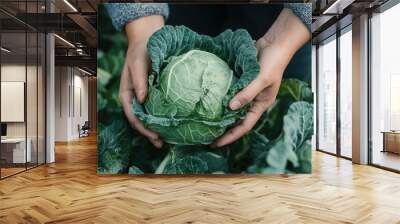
[[104, 3, 169, 32], [284, 3, 312, 30]]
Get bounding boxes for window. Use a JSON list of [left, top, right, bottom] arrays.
[[317, 36, 337, 154], [339, 28, 352, 158], [370, 3, 400, 171]]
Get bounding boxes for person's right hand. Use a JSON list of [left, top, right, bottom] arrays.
[[119, 15, 164, 148]]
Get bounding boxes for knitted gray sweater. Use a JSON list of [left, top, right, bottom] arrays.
[[105, 3, 311, 32]]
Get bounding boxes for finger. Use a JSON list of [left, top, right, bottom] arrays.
[[120, 92, 164, 148], [128, 56, 149, 103], [119, 64, 133, 92], [229, 76, 269, 110], [213, 102, 267, 147]]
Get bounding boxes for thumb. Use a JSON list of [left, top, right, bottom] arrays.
[[128, 59, 149, 104], [229, 77, 267, 110]]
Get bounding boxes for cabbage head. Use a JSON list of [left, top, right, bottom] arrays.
[[133, 26, 260, 145]]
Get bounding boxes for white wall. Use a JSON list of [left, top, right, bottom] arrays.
[[54, 67, 89, 141], [55, 66, 69, 141]]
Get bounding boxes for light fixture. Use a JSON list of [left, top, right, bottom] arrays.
[[63, 0, 78, 12], [322, 0, 354, 15], [1, 47, 11, 53], [78, 67, 92, 76], [54, 34, 75, 48]]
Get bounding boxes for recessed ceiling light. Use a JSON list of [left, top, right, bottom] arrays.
[[54, 34, 75, 48], [1, 47, 11, 53], [78, 67, 92, 76], [63, 0, 78, 12]]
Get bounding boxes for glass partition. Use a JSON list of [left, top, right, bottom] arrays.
[[339, 27, 352, 158], [1, 30, 28, 177], [317, 36, 337, 154], [27, 30, 38, 169], [0, 1, 46, 179], [370, 4, 400, 171]]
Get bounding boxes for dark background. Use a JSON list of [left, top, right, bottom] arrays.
[[167, 4, 311, 83]]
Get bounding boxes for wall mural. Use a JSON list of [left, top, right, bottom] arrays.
[[97, 3, 313, 175]]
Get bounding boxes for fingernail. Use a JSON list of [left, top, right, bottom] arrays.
[[230, 99, 241, 110], [137, 90, 145, 102], [154, 140, 163, 149]]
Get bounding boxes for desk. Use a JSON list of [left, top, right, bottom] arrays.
[[382, 131, 400, 155], [1, 138, 31, 163]]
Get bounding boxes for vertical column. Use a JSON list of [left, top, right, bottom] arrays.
[[46, 1, 55, 163], [352, 14, 369, 164]]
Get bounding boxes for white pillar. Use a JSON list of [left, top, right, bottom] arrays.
[[352, 14, 369, 164], [46, 1, 55, 163]]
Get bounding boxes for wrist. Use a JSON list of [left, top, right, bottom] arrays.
[[125, 15, 164, 47]]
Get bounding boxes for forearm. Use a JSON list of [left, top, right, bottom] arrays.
[[125, 15, 165, 47], [258, 8, 311, 71], [105, 3, 169, 32]]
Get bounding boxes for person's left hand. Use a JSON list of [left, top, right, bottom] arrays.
[[211, 37, 285, 148], [211, 8, 311, 148]]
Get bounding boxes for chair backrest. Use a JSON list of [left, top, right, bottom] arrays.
[[82, 121, 90, 129]]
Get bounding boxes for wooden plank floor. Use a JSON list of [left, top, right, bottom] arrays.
[[1, 135, 400, 224]]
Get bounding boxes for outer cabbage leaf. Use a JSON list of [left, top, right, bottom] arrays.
[[266, 101, 314, 172], [255, 79, 313, 140], [248, 101, 313, 174], [128, 165, 144, 174], [278, 78, 313, 103], [155, 145, 228, 174], [97, 120, 132, 174]]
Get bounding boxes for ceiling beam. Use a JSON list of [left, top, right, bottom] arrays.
[[55, 55, 96, 72], [67, 13, 97, 47]]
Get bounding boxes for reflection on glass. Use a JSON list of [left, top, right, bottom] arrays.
[[371, 3, 400, 171], [340, 29, 352, 158], [318, 37, 337, 154], [1, 31, 27, 177]]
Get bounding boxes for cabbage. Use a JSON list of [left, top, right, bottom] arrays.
[[133, 26, 260, 145]]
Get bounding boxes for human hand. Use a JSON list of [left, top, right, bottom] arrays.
[[119, 15, 164, 148], [212, 9, 311, 147]]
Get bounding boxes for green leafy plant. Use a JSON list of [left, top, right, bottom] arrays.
[[97, 6, 313, 174]]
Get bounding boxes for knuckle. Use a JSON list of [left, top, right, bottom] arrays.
[[255, 39, 264, 50], [238, 92, 252, 104], [259, 75, 270, 85], [241, 124, 252, 133]]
